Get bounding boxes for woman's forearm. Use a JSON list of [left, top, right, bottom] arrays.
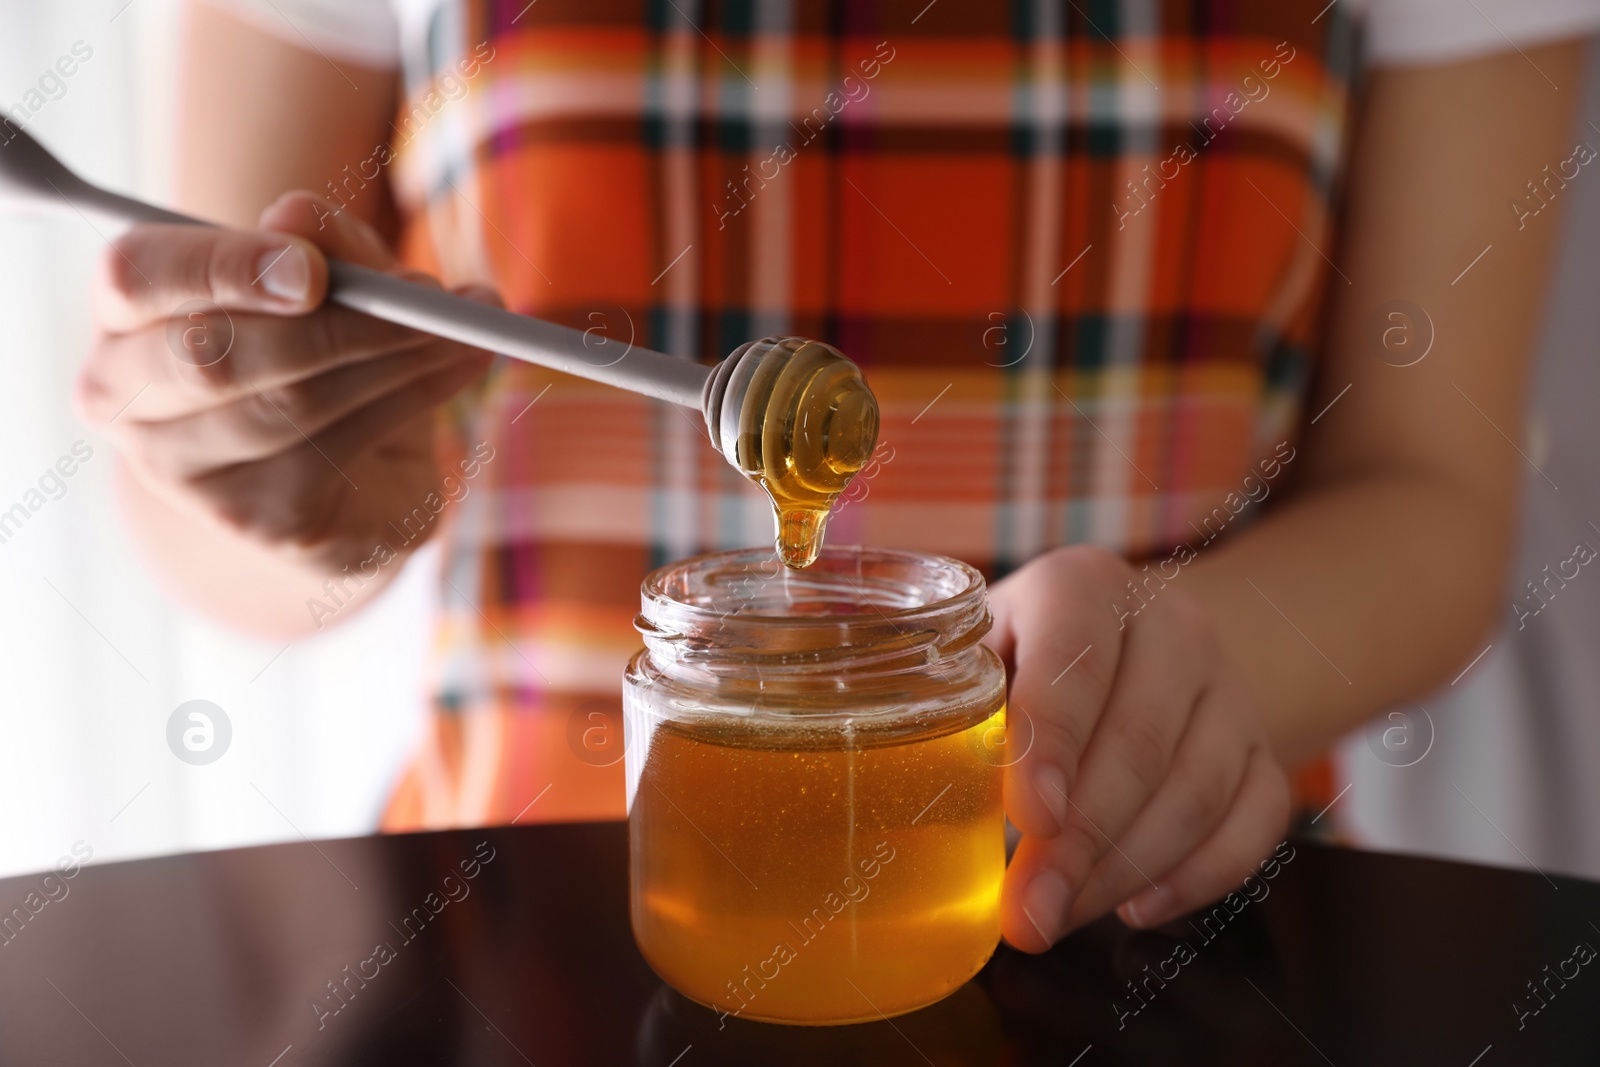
[[1178, 471, 1507, 767], [1179, 40, 1587, 768]]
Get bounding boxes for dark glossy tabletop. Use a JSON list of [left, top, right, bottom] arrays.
[[1, 822, 1596, 1066]]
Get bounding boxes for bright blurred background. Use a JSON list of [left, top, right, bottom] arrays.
[[0, 0, 434, 878], [4, 1, 1600, 882]]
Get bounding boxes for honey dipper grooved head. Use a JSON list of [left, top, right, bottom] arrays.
[[702, 337, 881, 568]]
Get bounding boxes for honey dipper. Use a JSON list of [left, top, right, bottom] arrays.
[[0, 128, 878, 567]]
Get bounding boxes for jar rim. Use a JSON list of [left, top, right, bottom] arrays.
[[640, 545, 983, 622], [635, 546, 992, 675]]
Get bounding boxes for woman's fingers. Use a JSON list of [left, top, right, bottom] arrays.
[[311, 353, 492, 468], [108, 341, 474, 478], [93, 223, 327, 333], [79, 186, 502, 488], [81, 193, 458, 426], [78, 308, 432, 422], [990, 544, 1291, 952], [91, 186, 394, 334], [188, 357, 491, 545], [991, 545, 1218, 951], [1116, 744, 1290, 930], [988, 547, 1125, 839], [1028, 591, 1212, 924], [83, 191, 502, 576], [1000, 740, 1284, 952], [256, 190, 399, 270], [997, 671, 1223, 952], [1056, 683, 1253, 933]]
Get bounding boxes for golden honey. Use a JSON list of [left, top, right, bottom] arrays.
[[629, 701, 1006, 1025], [625, 547, 1007, 1025]]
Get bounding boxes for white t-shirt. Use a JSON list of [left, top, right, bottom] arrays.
[[210, 0, 1600, 69]]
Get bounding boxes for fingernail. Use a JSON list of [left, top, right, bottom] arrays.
[[1033, 764, 1068, 831], [1120, 883, 1176, 928], [256, 246, 310, 303], [1022, 871, 1070, 949]]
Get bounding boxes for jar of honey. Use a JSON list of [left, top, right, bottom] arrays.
[[623, 546, 1008, 1026]]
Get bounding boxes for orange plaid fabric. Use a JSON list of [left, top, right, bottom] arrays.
[[378, 0, 1360, 831]]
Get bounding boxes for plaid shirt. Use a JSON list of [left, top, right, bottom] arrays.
[[378, 0, 1361, 830]]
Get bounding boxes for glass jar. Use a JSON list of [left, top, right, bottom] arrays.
[[623, 546, 1008, 1026]]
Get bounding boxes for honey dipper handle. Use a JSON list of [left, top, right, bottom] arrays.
[[324, 264, 709, 407], [107, 199, 712, 408], [4, 127, 710, 408]]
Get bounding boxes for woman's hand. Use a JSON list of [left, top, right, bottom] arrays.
[[77, 192, 495, 578], [986, 545, 1290, 950]]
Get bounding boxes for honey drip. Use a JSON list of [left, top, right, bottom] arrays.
[[713, 337, 880, 568]]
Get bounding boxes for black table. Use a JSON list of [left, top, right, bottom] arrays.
[[0, 823, 1596, 1065]]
